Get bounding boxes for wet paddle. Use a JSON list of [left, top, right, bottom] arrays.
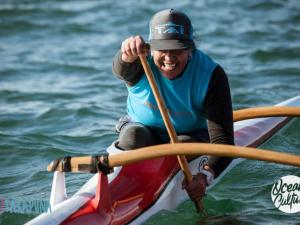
[[138, 54, 205, 213]]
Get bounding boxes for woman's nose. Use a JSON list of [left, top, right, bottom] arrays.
[[164, 51, 173, 59]]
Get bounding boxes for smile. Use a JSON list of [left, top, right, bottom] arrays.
[[163, 63, 176, 70]]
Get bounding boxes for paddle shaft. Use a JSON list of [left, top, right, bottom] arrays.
[[139, 55, 204, 212]]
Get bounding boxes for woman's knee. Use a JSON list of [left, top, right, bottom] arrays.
[[118, 123, 159, 150]]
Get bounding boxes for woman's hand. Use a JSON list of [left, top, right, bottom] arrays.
[[182, 173, 207, 202], [121, 35, 149, 63]]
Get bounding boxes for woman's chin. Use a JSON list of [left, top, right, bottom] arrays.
[[161, 71, 179, 80]]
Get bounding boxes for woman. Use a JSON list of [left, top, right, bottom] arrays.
[[112, 8, 234, 204]]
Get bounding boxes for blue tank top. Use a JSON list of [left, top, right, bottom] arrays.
[[126, 49, 217, 135]]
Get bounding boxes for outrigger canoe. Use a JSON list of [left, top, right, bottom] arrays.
[[27, 95, 300, 225]]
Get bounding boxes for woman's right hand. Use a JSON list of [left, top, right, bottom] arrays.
[[121, 35, 148, 63]]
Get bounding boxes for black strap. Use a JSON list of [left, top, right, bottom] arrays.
[[50, 159, 60, 172], [61, 156, 71, 172], [91, 154, 112, 175]]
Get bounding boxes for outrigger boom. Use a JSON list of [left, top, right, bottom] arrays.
[[47, 143, 300, 174]]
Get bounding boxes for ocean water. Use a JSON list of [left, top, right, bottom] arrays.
[[0, 0, 300, 224]]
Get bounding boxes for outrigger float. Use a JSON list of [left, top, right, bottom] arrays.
[[27, 56, 300, 224]]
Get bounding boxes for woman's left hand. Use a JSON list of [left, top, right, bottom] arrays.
[[182, 173, 207, 202]]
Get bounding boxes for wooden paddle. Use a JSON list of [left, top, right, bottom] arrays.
[[138, 55, 205, 212]]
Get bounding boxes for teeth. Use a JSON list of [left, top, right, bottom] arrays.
[[164, 63, 176, 69]]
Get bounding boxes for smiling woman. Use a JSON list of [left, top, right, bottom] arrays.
[[112, 8, 235, 207]]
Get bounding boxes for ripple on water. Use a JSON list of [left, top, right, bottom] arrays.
[[251, 46, 300, 63]]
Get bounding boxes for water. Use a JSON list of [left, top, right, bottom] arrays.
[[0, 0, 300, 224]]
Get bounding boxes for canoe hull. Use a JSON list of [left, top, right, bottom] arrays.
[[26, 95, 300, 225]]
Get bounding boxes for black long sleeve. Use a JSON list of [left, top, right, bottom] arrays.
[[112, 50, 143, 86], [203, 65, 234, 177]]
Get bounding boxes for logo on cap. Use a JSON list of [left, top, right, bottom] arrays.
[[155, 22, 184, 35]]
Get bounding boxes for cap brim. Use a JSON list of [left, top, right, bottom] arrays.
[[149, 39, 194, 51]]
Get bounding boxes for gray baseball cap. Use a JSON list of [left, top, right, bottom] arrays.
[[149, 9, 194, 51]]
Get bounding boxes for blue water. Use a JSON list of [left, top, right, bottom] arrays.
[[0, 0, 300, 224]]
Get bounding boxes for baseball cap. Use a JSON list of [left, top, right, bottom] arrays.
[[149, 9, 194, 51]]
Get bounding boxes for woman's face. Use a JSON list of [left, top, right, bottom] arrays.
[[152, 49, 191, 79]]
